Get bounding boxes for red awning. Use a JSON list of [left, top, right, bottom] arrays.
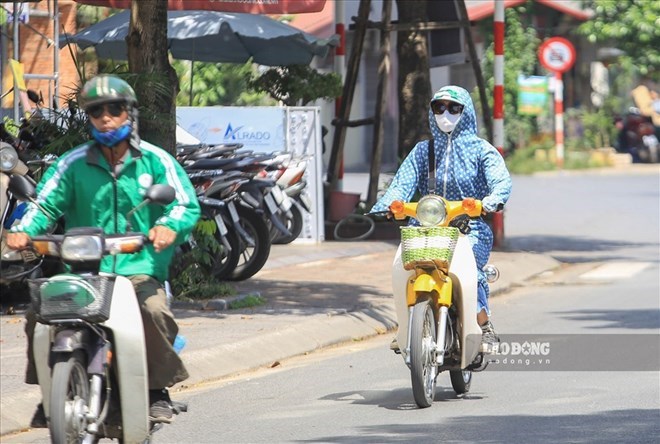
[[73, 0, 327, 14], [466, 0, 592, 21]]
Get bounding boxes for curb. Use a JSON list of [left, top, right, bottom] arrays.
[[180, 305, 398, 389]]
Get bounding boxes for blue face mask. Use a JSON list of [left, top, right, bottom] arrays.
[[90, 122, 132, 147]]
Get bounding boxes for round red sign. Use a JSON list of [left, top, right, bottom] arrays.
[[538, 37, 576, 73]]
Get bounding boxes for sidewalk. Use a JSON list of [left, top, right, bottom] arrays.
[[0, 240, 560, 436]]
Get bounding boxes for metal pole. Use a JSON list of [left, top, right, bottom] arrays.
[[493, 0, 504, 155], [554, 71, 564, 168], [491, 0, 505, 247], [12, 1, 20, 121], [333, 0, 346, 191]]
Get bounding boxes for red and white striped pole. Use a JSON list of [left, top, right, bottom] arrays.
[[334, 0, 346, 191], [538, 37, 575, 170], [491, 0, 505, 247], [493, 0, 505, 156], [553, 71, 565, 168]]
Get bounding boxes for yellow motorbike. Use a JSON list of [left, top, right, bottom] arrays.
[[389, 195, 498, 408]]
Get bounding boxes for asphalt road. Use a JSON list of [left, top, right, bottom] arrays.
[[3, 166, 658, 443]]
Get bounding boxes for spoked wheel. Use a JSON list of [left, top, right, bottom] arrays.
[[449, 369, 472, 395], [410, 299, 437, 408], [50, 351, 91, 444]]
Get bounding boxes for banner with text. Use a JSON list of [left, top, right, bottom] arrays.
[[177, 106, 286, 153], [517, 75, 549, 116]]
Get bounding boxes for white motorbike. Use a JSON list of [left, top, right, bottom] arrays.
[[9, 174, 186, 443], [387, 195, 499, 408]]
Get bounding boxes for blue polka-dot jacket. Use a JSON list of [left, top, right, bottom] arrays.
[[371, 85, 512, 277]]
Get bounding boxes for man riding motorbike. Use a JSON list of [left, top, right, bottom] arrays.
[[7, 75, 201, 425], [370, 85, 512, 353]]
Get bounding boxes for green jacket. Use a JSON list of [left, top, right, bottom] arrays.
[[13, 140, 201, 281]]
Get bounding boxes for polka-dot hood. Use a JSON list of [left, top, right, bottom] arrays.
[[372, 85, 511, 213]]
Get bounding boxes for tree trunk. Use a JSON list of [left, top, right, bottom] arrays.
[[396, 0, 432, 161], [127, 0, 179, 154]]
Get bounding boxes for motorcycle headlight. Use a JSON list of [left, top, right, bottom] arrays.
[[416, 195, 447, 226], [0, 143, 18, 171], [61, 235, 103, 262]]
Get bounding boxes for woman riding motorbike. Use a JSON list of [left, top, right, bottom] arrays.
[[370, 85, 512, 353]]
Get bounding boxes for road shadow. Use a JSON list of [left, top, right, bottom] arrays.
[[503, 234, 658, 263], [298, 409, 660, 443], [319, 386, 485, 412], [553, 308, 660, 330]]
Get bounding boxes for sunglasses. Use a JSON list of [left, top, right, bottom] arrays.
[[87, 102, 126, 119], [431, 101, 464, 115]]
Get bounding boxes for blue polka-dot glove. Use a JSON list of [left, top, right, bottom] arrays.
[[482, 195, 502, 213]]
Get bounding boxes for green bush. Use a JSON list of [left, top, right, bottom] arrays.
[[169, 219, 236, 301]]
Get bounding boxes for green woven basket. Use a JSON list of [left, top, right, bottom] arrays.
[[400, 226, 459, 270]]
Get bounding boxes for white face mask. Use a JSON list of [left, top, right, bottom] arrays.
[[435, 111, 461, 133]]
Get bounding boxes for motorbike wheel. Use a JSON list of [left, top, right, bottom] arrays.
[[229, 205, 272, 281], [410, 299, 437, 408], [449, 369, 472, 394], [272, 204, 304, 245], [205, 212, 241, 280], [50, 350, 91, 444]]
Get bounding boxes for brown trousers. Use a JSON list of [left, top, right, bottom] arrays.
[[25, 274, 188, 390]]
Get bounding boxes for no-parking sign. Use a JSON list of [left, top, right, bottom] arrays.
[[538, 37, 576, 73]]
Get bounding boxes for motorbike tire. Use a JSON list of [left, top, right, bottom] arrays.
[[228, 205, 272, 281], [50, 350, 90, 444], [410, 299, 437, 408], [205, 211, 241, 280], [449, 369, 472, 395], [272, 204, 304, 245], [171, 213, 241, 282]]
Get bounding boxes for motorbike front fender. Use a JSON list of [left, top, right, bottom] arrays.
[[448, 237, 482, 367], [103, 275, 149, 443]]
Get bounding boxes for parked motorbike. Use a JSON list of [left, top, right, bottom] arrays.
[[9, 175, 186, 443], [177, 144, 273, 281], [616, 107, 659, 163], [385, 195, 499, 408], [0, 141, 59, 288], [269, 154, 312, 244]]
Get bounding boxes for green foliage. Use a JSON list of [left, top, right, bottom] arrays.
[[578, 0, 660, 79], [228, 293, 266, 309], [173, 60, 275, 107], [169, 220, 236, 301], [476, 6, 541, 149], [505, 138, 556, 174], [248, 65, 342, 106]]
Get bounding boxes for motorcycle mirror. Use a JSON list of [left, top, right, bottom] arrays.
[[8, 174, 37, 201], [125, 184, 176, 231], [8, 174, 57, 221], [146, 184, 176, 206], [26, 89, 42, 105]]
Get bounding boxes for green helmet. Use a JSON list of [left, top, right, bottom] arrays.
[[79, 75, 137, 111]]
